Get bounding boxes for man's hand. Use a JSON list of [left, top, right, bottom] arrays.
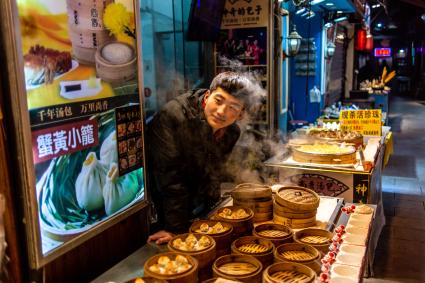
[[147, 230, 174, 245]]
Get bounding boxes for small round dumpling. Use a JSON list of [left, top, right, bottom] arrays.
[[185, 234, 197, 245], [199, 223, 210, 233], [212, 222, 224, 233], [175, 255, 189, 265], [173, 238, 184, 249], [149, 264, 161, 273], [235, 208, 248, 218], [199, 236, 211, 247], [165, 261, 178, 274], [177, 263, 192, 273], [222, 208, 232, 216], [158, 256, 170, 266]]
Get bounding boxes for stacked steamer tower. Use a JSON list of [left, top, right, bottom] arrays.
[[66, 0, 114, 65]]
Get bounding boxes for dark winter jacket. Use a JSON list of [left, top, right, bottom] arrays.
[[147, 89, 240, 233]]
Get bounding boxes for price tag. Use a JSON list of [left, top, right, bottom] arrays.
[[339, 110, 382, 136]]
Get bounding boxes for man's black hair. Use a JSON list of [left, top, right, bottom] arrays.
[[209, 71, 258, 109]]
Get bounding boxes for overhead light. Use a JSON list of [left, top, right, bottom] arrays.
[[334, 16, 347, 23], [372, 4, 381, 8], [325, 2, 334, 6], [296, 8, 306, 14], [311, 0, 326, 4], [376, 23, 382, 28], [421, 13, 425, 21], [337, 10, 343, 14]]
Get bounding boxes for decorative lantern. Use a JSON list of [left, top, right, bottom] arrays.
[[355, 28, 366, 51], [287, 25, 302, 56], [365, 33, 373, 51]]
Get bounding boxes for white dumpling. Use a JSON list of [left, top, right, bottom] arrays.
[[75, 152, 107, 211], [102, 163, 139, 215], [99, 131, 117, 166]]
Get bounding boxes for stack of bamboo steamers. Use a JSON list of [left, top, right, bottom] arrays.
[[231, 183, 274, 223], [273, 186, 320, 229]]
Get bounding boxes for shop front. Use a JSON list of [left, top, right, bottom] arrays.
[[0, 0, 390, 282]]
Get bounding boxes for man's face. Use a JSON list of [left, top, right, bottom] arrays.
[[204, 87, 245, 132]]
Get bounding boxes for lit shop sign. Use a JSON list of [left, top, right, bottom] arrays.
[[374, 48, 391, 57]]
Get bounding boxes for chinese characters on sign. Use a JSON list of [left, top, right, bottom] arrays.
[[29, 94, 140, 126], [32, 120, 98, 164], [221, 0, 268, 29], [115, 105, 144, 176], [339, 109, 382, 136]]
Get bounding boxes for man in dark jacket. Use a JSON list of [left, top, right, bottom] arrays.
[[147, 72, 259, 244]]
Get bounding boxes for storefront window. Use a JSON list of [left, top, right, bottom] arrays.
[[140, 0, 208, 119]]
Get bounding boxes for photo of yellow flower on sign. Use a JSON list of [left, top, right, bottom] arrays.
[[17, 0, 139, 109]]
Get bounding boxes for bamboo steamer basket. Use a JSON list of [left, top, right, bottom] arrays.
[[124, 278, 168, 283], [168, 233, 216, 281], [232, 183, 273, 222], [275, 186, 320, 211], [294, 228, 333, 254], [231, 183, 272, 200], [190, 220, 233, 258], [253, 224, 293, 246], [144, 252, 198, 283], [95, 42, 137, 83], [212, 255, 263, 283], [213, 206, 254, 238], [274, 243, 320, 272], [292, 145, 356, 164], [272, 200, 316, 214], [273, 207, 317, 219], [307, 130, 363, 148], [230, 236, 274, 268], [202, 278, 241, 283], [273, 215, 316, 229], [263, 262, 316, 283]]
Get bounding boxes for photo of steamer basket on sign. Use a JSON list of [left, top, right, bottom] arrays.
[[19, 0, 139, 109]]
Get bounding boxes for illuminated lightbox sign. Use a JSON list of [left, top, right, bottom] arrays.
[[374, 48, 392, 57]]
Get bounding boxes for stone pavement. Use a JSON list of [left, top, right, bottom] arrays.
[[364, 96, 425, 283]]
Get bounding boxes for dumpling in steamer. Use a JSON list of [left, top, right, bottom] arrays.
[[199, 223, 210, 233], [212, 222, 224, 233], [185, 234, 197, 245], [157, 256, 170, 267], [222, 208, 232, 216], [198, 236, 211, 247], [175, 255, 188, 265], [235, 208, 248, 219]]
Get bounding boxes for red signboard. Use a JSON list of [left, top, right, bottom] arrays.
[[32, 120, 98, 164], [374, 48, 391, 57]]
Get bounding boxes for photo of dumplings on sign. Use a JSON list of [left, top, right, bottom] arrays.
[[34, 109, 144, 254]]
